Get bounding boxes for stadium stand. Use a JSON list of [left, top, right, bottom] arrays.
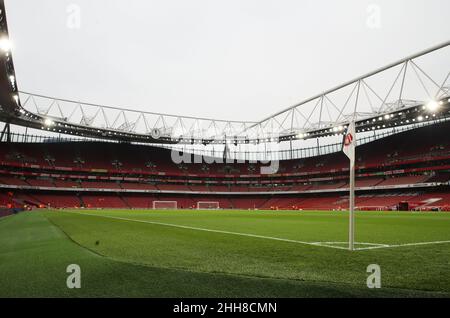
[[0, 121, 449, 211]]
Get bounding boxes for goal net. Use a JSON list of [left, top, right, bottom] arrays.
[[152, 201, 177, 209], [197, 201, 220, 210]]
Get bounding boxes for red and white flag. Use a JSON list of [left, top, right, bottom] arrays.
[[343, 121, 356, 164]]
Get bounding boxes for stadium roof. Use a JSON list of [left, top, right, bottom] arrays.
[[0, 0, 449, 146]]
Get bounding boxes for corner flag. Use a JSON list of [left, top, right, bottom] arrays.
[[343, 121, 357, 251], [343, 121, 356, 166]]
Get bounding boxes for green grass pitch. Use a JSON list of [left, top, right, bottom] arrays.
[[1, 209, 450, 297]]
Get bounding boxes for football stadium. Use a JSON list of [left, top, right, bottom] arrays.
[[1, 0, 450, 300]]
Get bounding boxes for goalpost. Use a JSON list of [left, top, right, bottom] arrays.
[[152, 201, 177, 210], [197, 201, 220, 210]]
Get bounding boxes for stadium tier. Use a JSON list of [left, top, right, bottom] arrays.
[[0, 122, 449, 211]]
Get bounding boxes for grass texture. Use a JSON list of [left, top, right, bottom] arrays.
[[1, 209, 450, 297]]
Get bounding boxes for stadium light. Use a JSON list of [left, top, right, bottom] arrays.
[[425, 100, 439, 112], [417, 115, 423, 121], [44, 118, 54, 126], [13, 94, 19, 104], [0, 37, 12, 53]]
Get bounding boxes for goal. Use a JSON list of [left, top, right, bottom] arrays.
[[197, 201, 220, 210], [152, 201, 177, 209]]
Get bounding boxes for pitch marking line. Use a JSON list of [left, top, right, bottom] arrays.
[[67, 212, 450, 251], [356, 240, 450, 250], [68, 212, 347, 250], [0, 213, 16, 222], [312, 242, 389, 250]]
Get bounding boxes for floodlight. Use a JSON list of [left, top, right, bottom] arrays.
[[44, 118, 54, 126], [0, 37, 12, 52], [417, 116, 423, 121], [425, 100, 439, 112]]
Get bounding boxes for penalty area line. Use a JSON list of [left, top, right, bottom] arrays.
[[68, 211, 347, 251]]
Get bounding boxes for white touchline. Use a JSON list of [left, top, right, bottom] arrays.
[[68, 212, 346, 250], [0, 213, 16, 221], [66, 212, 450, 251]]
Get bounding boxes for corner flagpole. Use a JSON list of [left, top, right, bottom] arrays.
[[349, 147, 355, 251], [345, 80, 360, 251], [343, 119, 357, 251]]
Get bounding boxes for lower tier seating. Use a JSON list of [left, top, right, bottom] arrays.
[[3, 189, 449, 211]]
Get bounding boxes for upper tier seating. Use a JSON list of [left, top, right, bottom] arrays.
[[0, 177, 29, 186], [378, 175, 430, 186], [0, 122, 449, 178]]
